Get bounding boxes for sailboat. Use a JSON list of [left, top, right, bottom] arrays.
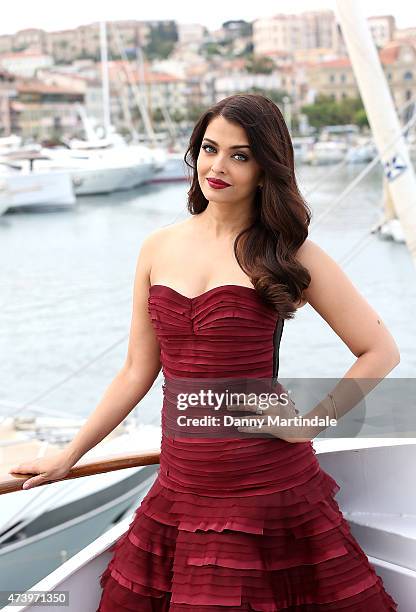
[[35, 22, 161, 196]]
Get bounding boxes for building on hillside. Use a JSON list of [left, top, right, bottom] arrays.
[[395, 27, 416, 41], [213, 71, 284, 103], [0, 69, 17, 136], [306, 57, 357, 103], [368, 15, 396, 48], [0, 50, 53, 78], [177, 23, 206, 45], [305, 41, 416, 111], [253, 11, 336, 56], [104, 60, 187, 127], [13, 28, 50, 54], [14, 79, 84, 138], [379, 42, 416, 110], [0, 34, 13, 54]]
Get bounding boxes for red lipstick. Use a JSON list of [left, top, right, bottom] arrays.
[[207, 178, 231, 189]]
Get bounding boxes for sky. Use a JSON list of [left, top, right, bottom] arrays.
[[0, 0, 415, 35]]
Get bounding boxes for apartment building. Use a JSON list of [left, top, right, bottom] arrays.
[[305, 41, 416, 110], [0, 21, 172, 65], [177, 23, 206, 45], [368, 15, 396, 48], [253, 11, 336, 55], [0, 50, 53, 78], [0, 69, 17, 135], [104, 60, 187, 125], [14, 79, 84, 138]]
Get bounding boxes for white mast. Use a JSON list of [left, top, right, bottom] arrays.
[[99, 21, 111, 138], [110, 23, 156, 145], [336, 0, 416, 263]]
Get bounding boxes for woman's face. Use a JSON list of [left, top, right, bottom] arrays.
[[197, 115, 263, 206]]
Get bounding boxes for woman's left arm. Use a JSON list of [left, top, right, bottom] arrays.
[[296, 238, 400, 435], [298, 238, 400, 372]]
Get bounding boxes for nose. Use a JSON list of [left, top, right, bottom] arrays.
[[210, 154, 227, 175]]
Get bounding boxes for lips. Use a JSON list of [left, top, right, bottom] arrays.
[[207, 178, 231, 189]]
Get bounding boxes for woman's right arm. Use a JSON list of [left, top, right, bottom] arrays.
[[63, 232, 161, 464], [10, 233, 161, 488]]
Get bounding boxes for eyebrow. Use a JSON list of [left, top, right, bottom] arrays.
[[202, 137, 251, 150]]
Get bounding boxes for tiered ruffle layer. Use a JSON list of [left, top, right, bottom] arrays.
[[97, 436, 397, 611]]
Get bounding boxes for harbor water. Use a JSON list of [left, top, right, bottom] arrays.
[[0, 163, 414, 427]]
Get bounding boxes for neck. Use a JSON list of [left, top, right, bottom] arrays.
[[196, 201, 256, 240]]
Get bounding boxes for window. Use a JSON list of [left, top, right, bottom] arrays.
[[403, 71, 413, 81]]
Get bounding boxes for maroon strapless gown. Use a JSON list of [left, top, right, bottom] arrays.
[[97, 284, 398, 611]]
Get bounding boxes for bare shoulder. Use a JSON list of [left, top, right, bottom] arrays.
[[142, 219, 192, 255], [294, 238, 351, 306], [142, 219, 190, 250], [291, 238, 323, 308], [295, 237, 327, 267]]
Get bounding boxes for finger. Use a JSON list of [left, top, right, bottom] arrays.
[[237, 426, 265, 433], [234, 403, 264, 413], [10, 465, 36, 474], [227, 404, 254, 411], [22, 475, 48, 490], [9, 466, 24, 473]]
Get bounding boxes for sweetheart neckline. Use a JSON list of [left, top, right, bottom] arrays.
[[149, 283, 258, 301]]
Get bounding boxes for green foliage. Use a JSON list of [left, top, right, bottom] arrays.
[[354, 108, 369, 127], [245, 55, 275, 74], [300, 95, 368, 128], [144, 22, 178, 60], [201, 42, 223, 57], [187, 104, 206, 122], [151, 108, 164, 122], [247, 86, 289, 105]]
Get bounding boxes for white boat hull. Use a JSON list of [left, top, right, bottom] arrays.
[[150, 154, 189, 183], [0, 467, 158, 609], [38, 146, 158, 195], [71, 162, 155, 195], [11, 439, 416, 611], [0, 171, 75, 213]]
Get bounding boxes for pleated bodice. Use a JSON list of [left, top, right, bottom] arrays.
[[147, 283, 281, 380], [148, 284, 322, 498]]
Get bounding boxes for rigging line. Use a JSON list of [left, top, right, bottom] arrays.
[[303, 91, 416, 200], [310, 107, 416, 230], [0, 361, 164, 426], [339, 231, 376, 269], [0, 336, 124, 426]]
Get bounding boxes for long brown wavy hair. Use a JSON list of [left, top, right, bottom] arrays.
[[184, 93, 312, 320]]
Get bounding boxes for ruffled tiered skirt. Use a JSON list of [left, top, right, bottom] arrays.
[[97, 433, 398, 611]]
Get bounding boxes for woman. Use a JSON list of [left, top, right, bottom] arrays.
[[10, 94, 400, 610]]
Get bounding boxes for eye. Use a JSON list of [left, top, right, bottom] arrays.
[[201, 143, 215, 153], [233, 152, 248, 162], [201, 143, 249, 162]]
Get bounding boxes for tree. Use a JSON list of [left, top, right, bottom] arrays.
[[245, 55, 275, 74], [201, 42, 223, 57], [144, 22, 178, 60], [300, 95, 368, 129], [187, 104, 206, 122], [247, 86, 290, 106]]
